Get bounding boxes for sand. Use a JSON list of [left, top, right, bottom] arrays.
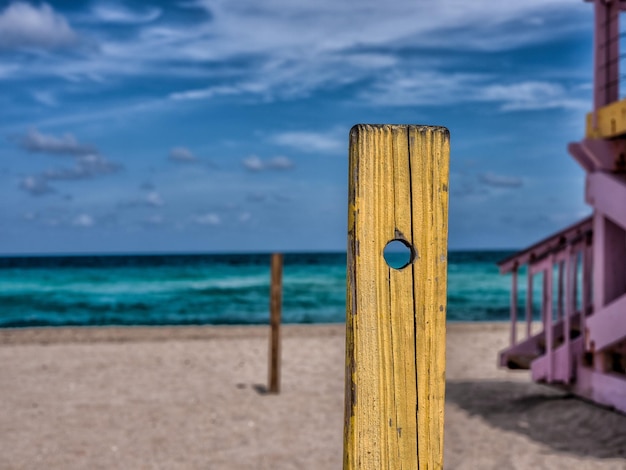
[[0, 322, 624, 469]]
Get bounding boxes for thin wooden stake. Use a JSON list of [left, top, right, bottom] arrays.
[[268, 253, 283, 394], [344, 125, 450, 470]]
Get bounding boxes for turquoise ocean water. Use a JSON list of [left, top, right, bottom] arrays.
[[0, 251, 519, 328]]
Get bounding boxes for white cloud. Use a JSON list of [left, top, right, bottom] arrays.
[[271, 130, 343, 154], [14, 128, 122, 195], [267, 156, 294, 170], [91, 3, 162, 24], [193, 213, 221, 226], [169, 85, 241, 101], [479, 172, 523, 188], [19, 176, 54, 196], [18, 128, 96, 156], [157, 0, 586, 103], [360, 73, 588, 111], [43, 154, 121, 180], [360, 71, 487, 107], [242, 155, 294, 171], [242, 155, 264, 172], [0, 64, 18, 79], [165, 52, 392, 103], [479, 81, 587, 111], [0, 0, 592, 145], [32, 90, 57, 107], [11, 0, 585, 94], [169, 146, 197, 162], [119, 190, 164, 208], [19, 154, 122, 196], [0, 2, 77, 49], [0, 0, 590, 122], [73, 213, 94, 227], [145, 191, 164, 207], [185, 0, 584, 58]]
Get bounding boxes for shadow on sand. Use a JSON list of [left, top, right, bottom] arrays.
[[446, 380, 626, 460]]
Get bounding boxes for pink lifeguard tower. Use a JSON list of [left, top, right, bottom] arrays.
[[498, 0, 626, 413]]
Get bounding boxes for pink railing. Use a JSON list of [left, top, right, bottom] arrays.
[[498, 217, 593, 383]]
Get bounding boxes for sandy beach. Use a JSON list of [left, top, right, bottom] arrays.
[[0, 322, 624, 469]]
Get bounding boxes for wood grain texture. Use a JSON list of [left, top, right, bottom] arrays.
[[344, 125, 449, 469]]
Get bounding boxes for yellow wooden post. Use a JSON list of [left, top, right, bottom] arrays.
[[344, 124, 449, 469]]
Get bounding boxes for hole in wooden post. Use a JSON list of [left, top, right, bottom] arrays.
[[383, 239, 414, 270]]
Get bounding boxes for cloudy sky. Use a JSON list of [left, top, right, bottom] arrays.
[[0, 0, 598, 254]]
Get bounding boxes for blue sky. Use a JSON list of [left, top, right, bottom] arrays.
[[0, 0, 596, 254]]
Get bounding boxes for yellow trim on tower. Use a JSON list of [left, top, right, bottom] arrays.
[[586, 99, 626, 139]]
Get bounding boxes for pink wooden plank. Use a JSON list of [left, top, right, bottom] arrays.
[[575, 366, 626, 414], [526, 270, 533, 338], [586, 293, 626, 351], [564, 247, 574, 384], [545, 257, 554, 382], [592, 212, 626, 310], [557, 260, 564, 322], [511, 267, 518, 346], [587, 173, 626, 229], [531, 337, 583, 384], [567, 141, 595, 172], [574, 139, 619, 173], [593, 0, 619, 113], [592, 212, 605, 314], [498, 217, 592, 274], [582, 241, 592, 343], [530, 257, 552, 276], [572, 248, 579, 315]]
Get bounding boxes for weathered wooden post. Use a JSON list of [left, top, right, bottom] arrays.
[[268, 253, 283, 394], [344, 125, 449, 469]]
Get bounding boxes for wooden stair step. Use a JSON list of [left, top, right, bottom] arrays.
[[505, 353, 538, 370]]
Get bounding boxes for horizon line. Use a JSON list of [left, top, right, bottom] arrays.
[[0, 248, 519, 258]]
